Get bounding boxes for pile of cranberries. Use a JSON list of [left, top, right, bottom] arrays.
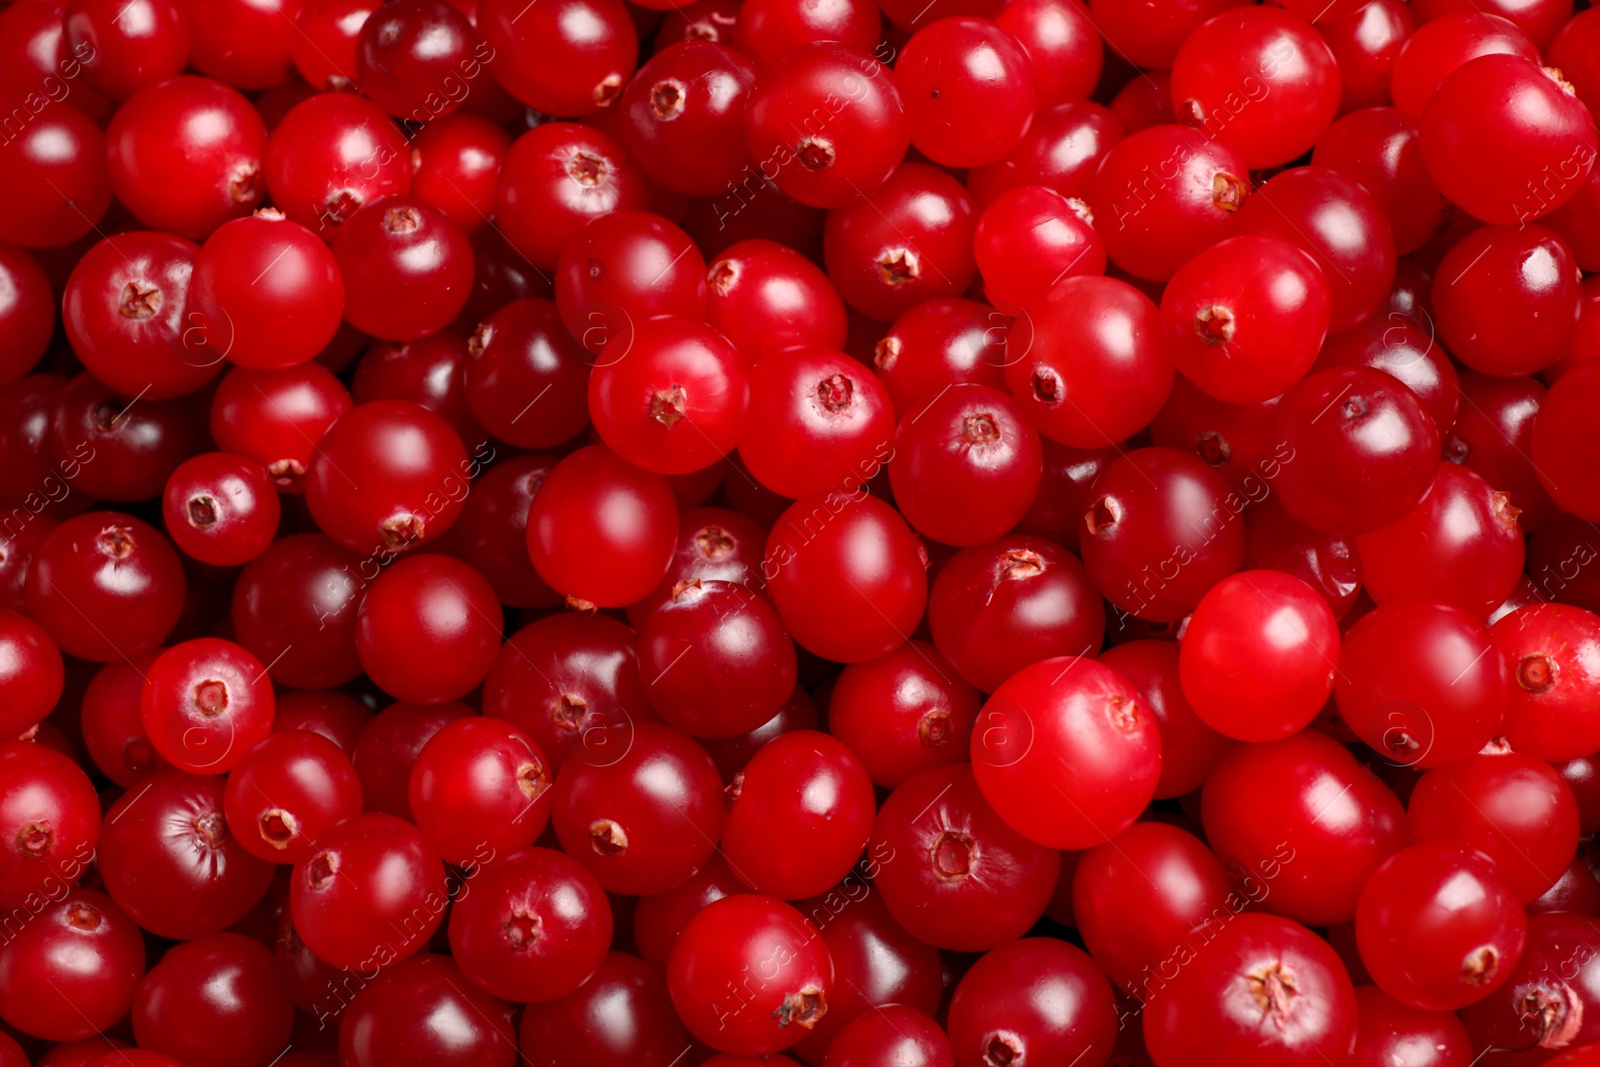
[[3, 0, 1600, 1064]]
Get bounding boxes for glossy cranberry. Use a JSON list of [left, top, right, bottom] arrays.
[[1316, 315, 1460, 435], [1336, 601, 1507, 769], [211, 363, 353, 491], [26, 513, 186, 662], [1349, 985, 1474, 1067], [0, 99, 110, 249], [1317, 0, 1411, 113], [0, 609, 62, 740], [872, 297, 1009, 413], [0, 243, 50, 387], [1087, 0, 1246, 68], [0, 888, 144, 1043], [61, 0, 188, 99], [974, 186, 1103, 312], [632, 852, 747, 969], [0, 740, 98, 910], [1492, 604, 1600, 761], [948, 937, 1118, 1067], [1389, 12, 1535, 120], [131, 932, 292, 1067], [407, 113, 510, 235], [268, 690, 367, 754], [448, 845, 612, 1001], [1002, 0, 1103, 100], [265, 91, 415, 237], [1084, 126, 1251, 282], [1079, 446, 1246, 623], [551, 721, 722, 894], [765, 492, 928, 663], [81, 651, 174, 785], [742, 43, 910, 210], [555, 209, 707, 354], [1410, 749, 1580, 903], [332, 196, 473, 341], [178, 0, 298, 88], [1271, 366, 1440, 533], [817, 1004, 948, 1067], [735, 0, 877, 64], [1099, 646, 1228, 802], [224, 729, 362, 865], [667, 893, 833, 1054], [519, 950, 690, 1067], [306, 399, 471, 555], [49, 377, 205, 507], [619, 41, 757, 196], [1312, 108, 1448, 255], [231, 533, 364, 688], [1412, 0, 1570, 50], [162, 452, 281, 566], [1433, 224, 1582, 376], [352, 700, 474, 819], [973, 655, 1161, 849], [353, 0, 482, 120], [140, 637, 274, 774], [1534, 361, 1600, 520], [826, 641, 978, 788], [404, 716, 550, 868], [437, 457, 556, 609], [967, 100, 1124, 208], [706, 239, 848, 360], [1458, 912, 1600, 1054], [353, 331, 484, 448], [627, 507, 769, 626], [355, 553, 501, 703], [339, 954, 517, 1067], [290, 0, 379, 89], [107, 76, 265, 240], [1242, 497, 1363, 620], [479, 0, 636, 115], [894, 17, 1037, 169], [461, 298, 589, 449], [0, 376, 71, 518], [100, 771, 274, 939], [1006, 274, 1173, 448], [483, 612, 652, 773], [495, 123, 647, 271]]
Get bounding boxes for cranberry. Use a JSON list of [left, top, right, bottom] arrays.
[[496, 123, 647, 271], [332, 196, 473, 341], [131, 932, 292, 1067], [163, 451, 281, 566], [1458, 912, 1600, 1055], [224, 729, 362, 864], [1242, 498, 1363, 621], [354, 0, 484, 121], [967, 100, 1124, 208], [408, 112, 510, 234], [706, 239, 849, 360], [59, 231, 197, 395], [140, 637, 274, 775], [340, 954, 518, 1067], [946, 938, 1118, 1067], [80, 651, 174, 786], [290, 0, 379, 90], [973, 186, 1104, 311], [355, 553, 501, 704], [1492, 603, 1600, 762], [0, 100, 112, 250], [353, 331, 485, 447], [464, 297, 591, 449], [352, 700, 474, 820], [827, 641, 979, 787], [1534, 362, 1600, 521], [555, 209, 708, 355], [823, 1004, 952, 1067], [408, 715, 551, 866], [872, 297, 1010, 413], [621, 41, 757, 196], [1312, 108, 1448, 255], [1350, 984, 1474, 1067], [210, 363, 353, 492], [0, 888, 144, 1043], [63, 0, 189, 99], [1087, 0, 1247, 68], [0, 609, 63, 740], [518, 951, 690, 1065], [265, 91, 415, 237], [231, 533, 364, 688], [1318, 0, 1413, 114], [0, 242, 51, 387], [0, 740, 99, 909], [478, 0, 637, 115], [1390, 12, 1537, 119], [48, 373, 207, 503], [896, 18, 1036, 169]]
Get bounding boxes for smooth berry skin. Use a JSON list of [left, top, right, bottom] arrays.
[[947, 938, 1118, 1067], [1203, 730, 1409, 926], [26, 513, 185, 663], [1356, 462, 1525, 614], [162, 452, 280, 566], [621, 41, 757, 196], [1142, 913, 1358, 1067], [668, 894, 834, 1055], [1079, 447, 1247, 623], [189, 211, 345, 370], [464, 298, 591, 450], [872, 297, 1010, 414], [628, 507, 770, 626], [290, 0, 380, 89], [551, 721, 723, 895], [1085, 0, 1247, 69], [64, 0, 190, 99], [141, 638, 274, 775], [1410, 751, 1580, 904], [828, 641, 980, 787], [1493, 604, 1600, 762], [1173, 7, 1341, 169], [871, 763, 1059, 951], [332, 196, 473, 341], [723, 730, 875, 899], [896, 17, 1037, 168], [1312, 107, 1448, 255], [265, 90, 416, 237], [1180, 570, 1340, 742], [1073, 821, 1234, 994], [1457, 912, 1600, 1055], [224, 730, 362, 865], [306, 399, 472, 556], [47, 372, 207, 503], [272, 691, 372, 756], [996, 0, 1100, 106], [527, 445, 679, 609], [1433, 224, 1582, 376], [353, 331, 485, 448], [0, 103, 110, 250], [1355, 843, 1526, 1012], [449, 846, 613, 1002], [409, 716, 552, 867], [409, 113, 510, 235], [519, 951, 690, 1067], [742, 43, 911, 210], [823, 1005, 952, 1067], [974, 186, 1104, 311], [1317, 315, 1461, 435], [929, 535, 1105, 694], [1389, 12, 1537, 119], [1085, 125, 1251, 282], [442, 456, 559, 609], [340, 954, 518, 1067], [355, 554, 501, 704], [352, 701, 474, 821], [231, 533, 363, 689], [824, 162, 977, 322], [1100, 641, 1230, 798], [1422, 55, 1598, 226], [1535, 362, 1600, 521], [1271, 367, 1441, 534], [1448, 372, 1550, 530], [973, 656, 1162, 850], [0, 243, 50, 387], [80, 652, 175, 786], [211, 364, 353, 492], [0, 741, 99, 909], [555, 210, 708, 355], [639, 579, 796, 739], [736, 0, 879, 65], [589, 316, 750, 476], [0, 889, 144, 1043], [180, 0, 299, 89], [99, 772, 273, 940], [353, 0, 483, 120], [132, 932, 292, 1067], [764, 492, 928, 664], [496, 123, 647, 271], [1335, 601, 1507, 770], [1161, 235, 1332, 404], [0, 609, 63, 739], [106, 75, 265, 239], [967, 100, 1125, 208], [291, 812, 448, 972], [1349, 986, 1474, 1067], [1318, 0, 1412, 112], [479, 0, 637, 115], [706, 239, 848, 360]]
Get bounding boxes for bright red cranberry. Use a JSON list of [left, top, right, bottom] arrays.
[[224, 729, 362, 864], [0, 740, 99, 909], [872, 297, 1009, 414], [132, 932, 292, 1067], [1142, 913, 1357, 1067], [291, 811, 447, 971], [0, 99, 110, 250], [742, 43, 910, 209], [448, 846, 613, 1002], [1458, 912, 1600, 1054], [409, 715, 552, 866], [827, 640, 979, 787], [667, 893, 833, 1054], [948, 937, 1118, 1067], [332, 196, 473, 340], [291, 0, 379, 89], [1492, 604, 1600, 762], [736, 0, 876, 64], [1318, 0, 1412, 112], [440, 456, 559, 608], [555, 209, 708, 354], [738, 346, 893, 498], [519, 951, 690, 1066], [46, 372, 208, 502], [1350, 985, 1474, 1067], [141, 637, 274, 775], [967, 100, 1124, 208], [352, 700, 474, 820], [0, 609, 63, 740], [1411, 0, 1570, 49], [100, 772, 274, 939], [620, 41, 756, 196], [996, 0, 1099, 106], [340, 954, 518, 1067], [179, 0, 298, 89], [265, 91, 415, 237], [162, 451, 281, 566], [1316, 315, 1460, 434], [0, 242, 51, 387], [1312, 107, 1448, 255], [1242, 498, 1363, 621], [1085, 126, 1250, 282], [409, 112, 510, 234], [822, 1003, 951, 1067], [1015, 438, 1120, 552], [1433, 224, 1582, 376], [80, 651, 174, 786], [306, 399, 471, 555], [1390, 11, 1537, 118], [353, 331, 485, 447], [355, 553, 501, 703], [495, 123, 647, 271], [1100, 640, 1231, 797], [974, 186, 1104, 311], [0, 888, 144, 1043], [211, 363, 353, 492], [1006, 274, 1174, 448], [973, 655, 1161, 849], [1534, 362, 1600, 521], [1336, 600, 1507, 769], [478, 0, 636, 115], [706, 238, 848, 359], [1149, 373, 1284, 501], [896, 17, 1037, 168], [764, 492, 928, 663], [26, 513, 186, 662], [63, 0, 189, 98], [1086, 0, 1248, 68]]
